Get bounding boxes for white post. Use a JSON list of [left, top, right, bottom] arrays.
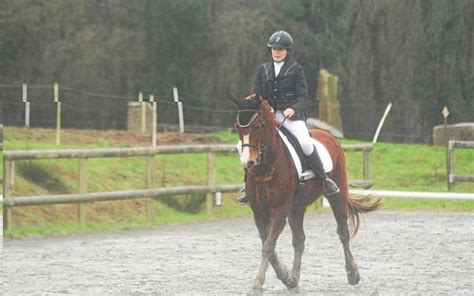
[[25, 102, 30, 128], [54, 83, 61, 145], [54, 82, 59, 103], [178, 101, 184, 133], [23, 83, 30, 128], [173, 87, 179, 103], [22, 83, 27, 102], [150, 95, 157, 147], [173, 87, 184, 133], [372, 102, 392, 144]]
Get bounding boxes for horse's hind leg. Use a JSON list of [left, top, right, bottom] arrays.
[[326, 195, 361, 285]]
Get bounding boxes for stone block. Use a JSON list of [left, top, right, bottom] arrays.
[[432, 122, 474, 146], [127, 102, 153, 133]]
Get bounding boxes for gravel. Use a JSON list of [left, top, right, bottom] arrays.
[[3, 212, 473, 295]]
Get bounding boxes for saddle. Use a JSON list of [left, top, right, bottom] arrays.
[[279, 126, 310, 171], [278, 127, 333, 181]]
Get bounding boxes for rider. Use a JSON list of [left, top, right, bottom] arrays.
[[238, 30, 340, 203]]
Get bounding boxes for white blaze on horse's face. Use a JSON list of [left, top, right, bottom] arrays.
[[240, 135, 250, 168], [240, 131, 259, 169]]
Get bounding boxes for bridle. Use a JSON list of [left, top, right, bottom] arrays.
[[237, 109, 289, 165]]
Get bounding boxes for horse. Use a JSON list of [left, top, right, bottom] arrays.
[[232, 95, 381, 294]]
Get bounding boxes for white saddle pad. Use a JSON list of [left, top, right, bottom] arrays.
[[278, 130, 333, 180], [235, 131, 333, 180]]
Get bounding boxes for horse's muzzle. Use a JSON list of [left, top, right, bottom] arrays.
[[247, 160, 256, 169]]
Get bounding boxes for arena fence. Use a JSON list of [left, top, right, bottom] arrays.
[[350, 189, 474, 201], [448, 140, 474, 191], [2, 143, 373, 230]]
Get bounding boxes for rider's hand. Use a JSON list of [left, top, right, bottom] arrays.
[[283, 108, 295, 118]]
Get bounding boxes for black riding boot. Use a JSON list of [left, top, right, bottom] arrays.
[[237, 169, 248, 204], [307, 147, 340, 196]]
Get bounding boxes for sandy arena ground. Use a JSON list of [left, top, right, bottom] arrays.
[[3, 212, 473, 295]]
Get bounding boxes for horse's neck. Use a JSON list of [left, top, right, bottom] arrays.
[[263, 127, 283, 164]]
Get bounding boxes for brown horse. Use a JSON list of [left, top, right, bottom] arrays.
[[233, 96, 381, 294]]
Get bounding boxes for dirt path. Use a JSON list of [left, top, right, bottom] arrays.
[[3, 212, 473, 295]]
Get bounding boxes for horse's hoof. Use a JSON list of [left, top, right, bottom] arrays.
[[284, 273, 299, 289], [346, 266, 361, 285], [247, 288, 263, 296], [287, 285, 304, 294]]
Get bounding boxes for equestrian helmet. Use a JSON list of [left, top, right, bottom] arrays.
[[267, 31, 293, 49]]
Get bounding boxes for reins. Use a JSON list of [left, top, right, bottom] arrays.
[[258, 114, 289, 153]]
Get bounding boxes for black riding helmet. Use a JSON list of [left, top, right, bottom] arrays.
[[267, 31, 294, 50]]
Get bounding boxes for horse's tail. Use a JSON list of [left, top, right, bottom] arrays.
[[334, 147, 382, 239], [347, 194, 382, 238]]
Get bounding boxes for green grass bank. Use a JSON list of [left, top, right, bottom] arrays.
[[3, 127, 473, 238]]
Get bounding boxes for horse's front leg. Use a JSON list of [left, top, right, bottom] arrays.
[[286, 205, 307, 289], [253, 212, 291, 284], [251, 212, 287, 293]]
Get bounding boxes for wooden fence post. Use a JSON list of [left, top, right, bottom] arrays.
[[442, 107, 450, 190], [139, 92, 146, 134], [317, 69, 343, 133], [3, 160, 13, 230], [150, 95, 157, 147], [448, 140, 455, 191], [54, 83, 61, 145], [78, 158, 88, 225], [146, 155, 155, 222], [207, 153, 215, 215], [363, 150, 370, 181], [10, 161, 15, 187]]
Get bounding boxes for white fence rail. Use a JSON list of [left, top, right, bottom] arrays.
[[350, 189, 474, 201]]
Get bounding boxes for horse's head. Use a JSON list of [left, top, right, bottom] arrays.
[[233, 94, 276, 169]]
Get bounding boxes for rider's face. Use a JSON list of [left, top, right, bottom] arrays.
[[271, 48, 288, 63]]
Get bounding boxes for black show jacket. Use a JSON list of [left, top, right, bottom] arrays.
[[252, 58, 308, 120]]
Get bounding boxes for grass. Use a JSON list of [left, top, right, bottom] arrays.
[[3, 127, 473, 238]]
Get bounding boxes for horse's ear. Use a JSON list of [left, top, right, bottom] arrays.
[[244, 93, 257, 100], [227, 86, 239, 106]]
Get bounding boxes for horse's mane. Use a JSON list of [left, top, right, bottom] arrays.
[[244, 94, 275, 127], [260, 99, 274, 115]]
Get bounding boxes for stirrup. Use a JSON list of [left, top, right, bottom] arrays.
[[238, 195, 248, 204], [237, 186, 248, 204], [323, 178, 340, 196]]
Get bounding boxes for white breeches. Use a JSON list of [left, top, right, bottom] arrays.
[[274, 111, 314, 155]]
